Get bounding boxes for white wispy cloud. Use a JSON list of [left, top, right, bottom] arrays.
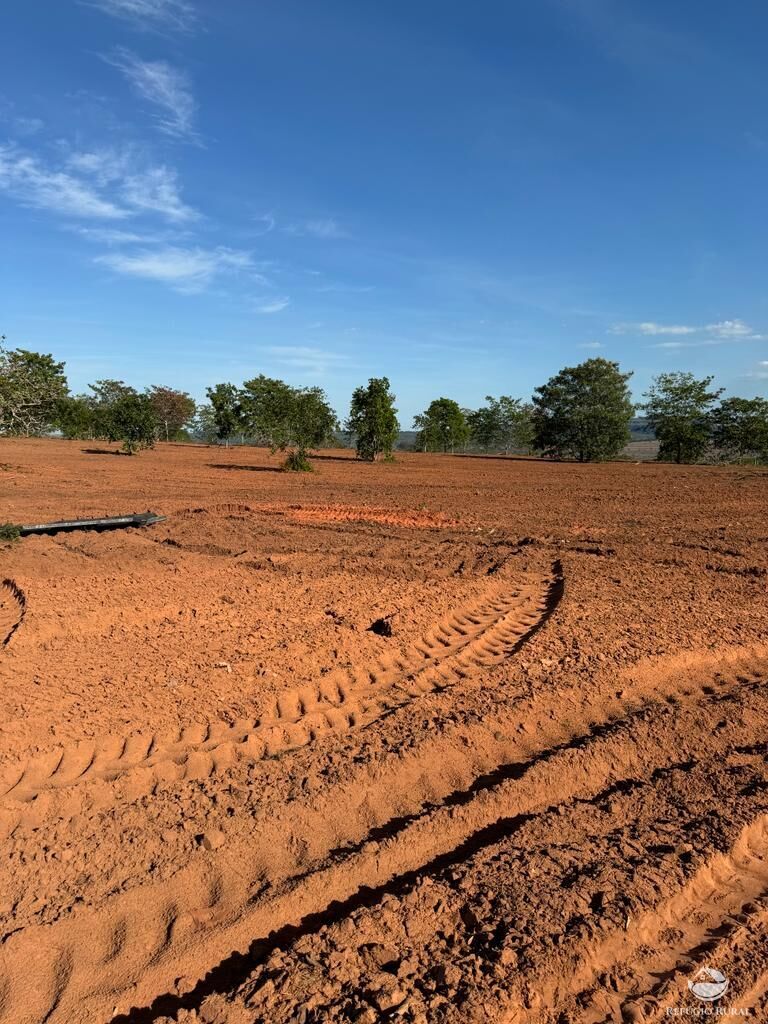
[[557, 0, 709, 76], [70, 225, 168, 245], [612, 317, 765, 345], [106, 49, 197, 141], [66, 146, 133, 183], [14, 116, 45, 137], [314, 282, 374, 294], [65, 147, 197, 221], [0, 99, 46, 138], [287, 217, 349, 239], [253, 213, 275, 236], [745, 361, 768, 380], [85, 0, 196, 32], [609, 321, 697, 336], [96, 245, 253, 292], [0, 144, 128, 219], [255, 297, 290, 314], [267, 345, 348, 372], [579, 340, 604, 349], [652, 340, 706, 349], [122, 166, 197, 221], [651, 319, 765, 348], [706, 319, 755, 338]]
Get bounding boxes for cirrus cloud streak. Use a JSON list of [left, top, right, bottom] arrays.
[[97, 245, 254, 292], [85, 0, 197, 33]]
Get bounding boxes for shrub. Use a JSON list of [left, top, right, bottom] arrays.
[[0, 522, 21, 542], [283, 450, 313, 472]]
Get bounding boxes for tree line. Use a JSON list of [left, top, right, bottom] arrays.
[[1, 339, 767, 466]]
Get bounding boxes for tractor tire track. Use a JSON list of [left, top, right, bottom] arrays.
[[0, 580, 25, 648], [0, 569, 561, 830], [532, 814, 768, 1023], [0, 657, 764, 1024]]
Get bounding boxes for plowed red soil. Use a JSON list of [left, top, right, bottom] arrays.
[[1, 439, 768, 1024]]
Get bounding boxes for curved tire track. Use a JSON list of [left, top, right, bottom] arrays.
[[0, 568, 561, 827], [1, 656, 765, 1024], [0, 580, 25, 648], [543, 813, 768, 1023]]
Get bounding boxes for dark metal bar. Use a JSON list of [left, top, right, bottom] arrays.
[[19, 512, 167, 536]]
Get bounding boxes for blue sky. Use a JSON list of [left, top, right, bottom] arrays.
[[2, 0, 767, 422]]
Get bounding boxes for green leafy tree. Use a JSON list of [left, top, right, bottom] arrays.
[[99, 391, 158, 454], [709, 396, 768, 461], [190, 403, 219, 443], [413, 412, 434, 451], [346, 377, 399, 461], [146, 386, 197, 441], [55, 395, 97, 439], [642, 372, 723, 464], [205, 383, 244, 445], [285, 386, 339, 468], [466, 402, 500, 450], [0, 341, 69, 436], [414, 398, 470, 453], [532, 358, 634, 461], [89, 379, 135, 405], [505, 399, 535, 453], [240, 376, 338, 469], [109, 394, 158, 454], [240, 375, 296, 446], [468, 396, 535, 453], [88, 380, 137, 442]]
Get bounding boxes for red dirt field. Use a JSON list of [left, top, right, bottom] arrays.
[[1, 438, 768, 1024]]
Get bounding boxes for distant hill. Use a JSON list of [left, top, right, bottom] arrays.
[[621, 439, 660, 460], [396, 430, 419, 450], [629, 416, 655, 440]]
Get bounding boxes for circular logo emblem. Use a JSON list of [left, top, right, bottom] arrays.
[[688, 967, 729, 1002]]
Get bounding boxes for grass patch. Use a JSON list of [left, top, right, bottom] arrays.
[[0, 522, 21, 543], [283, 450, 313, 472]]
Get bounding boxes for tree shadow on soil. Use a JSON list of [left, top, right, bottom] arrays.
[[207, 463, 283, 473], [81, 448, 128, 456]]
